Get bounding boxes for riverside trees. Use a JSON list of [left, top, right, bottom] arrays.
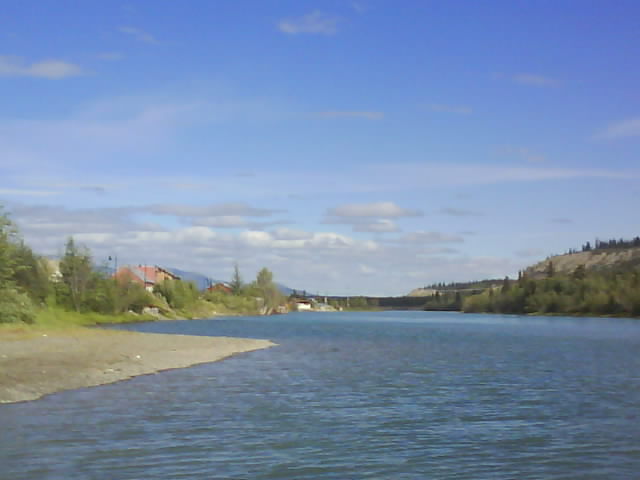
[[462, 268, 640, 316], [203, 265, 285, 315], [0, 210, 37, 323], [255, 267, 283, 315], [0, 206, 287, 323], [0, 207, 156, 322]]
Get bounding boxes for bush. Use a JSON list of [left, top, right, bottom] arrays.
[[154, 280, 199, 310], [0, 288, 36, 324], [203, 290, 258, 315]]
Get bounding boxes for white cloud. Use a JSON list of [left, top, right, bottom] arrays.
[[278, 11, 340, 35], [316, 111, 384, 120], [193, 216, 249, 228], [118, 26, 157, 44], [0, 56, 83, 79], [327, 202, 422, 218], [271, 228, 313, 241], [359, 264, 376, 275], [5, 203, 533, 296], [149, 202, 279, 218], [193, 216, 290, 230], [353, 219, 400, 233], [395, 231, 464, 244], [428, 104, 473, 115], [594, 117, 640, 140]]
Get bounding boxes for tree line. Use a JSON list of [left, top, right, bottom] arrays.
[[580, 236, 640, 252], [0, 207, 284, 324], [463, 266, 640, 317], [422, 279, 502, 291]]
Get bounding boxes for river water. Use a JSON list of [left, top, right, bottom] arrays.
[[2, 311, 640, 479]]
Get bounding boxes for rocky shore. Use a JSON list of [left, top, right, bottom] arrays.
[[0, 328, 275, 404]]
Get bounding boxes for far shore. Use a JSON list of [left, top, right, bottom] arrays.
[[0, 327, 275, 404]]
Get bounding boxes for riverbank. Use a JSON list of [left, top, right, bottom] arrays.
[[0, 327, 275, 404]]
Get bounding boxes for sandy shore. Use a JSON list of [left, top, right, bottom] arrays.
[[0, 328, 275, 404]]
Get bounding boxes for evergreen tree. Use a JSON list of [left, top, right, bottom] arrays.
[[0, 208, 19, 289], [230, 262, 243, 294], [59, 237, 93, 311], [545, 261, 555, 278]]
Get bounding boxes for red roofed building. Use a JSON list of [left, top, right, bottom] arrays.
[[114, 265, 181, 292], [206, 283, 233, 294]]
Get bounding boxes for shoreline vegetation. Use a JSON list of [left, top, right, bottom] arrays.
[[2, 204, 639, 403], [461, 253, 640, 318], [0, 204, 293, 328], [0, 206, 285, 403]]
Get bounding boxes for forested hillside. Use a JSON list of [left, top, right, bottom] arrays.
[[463, 238, 640, 317], [526, 245, 640, 279]]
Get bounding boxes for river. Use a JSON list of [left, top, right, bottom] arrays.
[[2, 311, 640, 479]]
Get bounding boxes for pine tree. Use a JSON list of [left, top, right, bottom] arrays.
[[230, 262, 243, 295], [545, 261, 555, 278], [59, 237, 93, 311]]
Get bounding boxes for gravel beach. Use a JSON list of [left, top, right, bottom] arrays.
[[0, 328, 275, 404]]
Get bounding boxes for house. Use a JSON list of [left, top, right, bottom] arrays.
[[207, 283, 233, 294], [44, 259, 63, 283], [293, 299, 313, 311], [114, 265, 181, 292]]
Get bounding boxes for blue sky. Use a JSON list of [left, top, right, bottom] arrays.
[[1, 0, 639, 295]]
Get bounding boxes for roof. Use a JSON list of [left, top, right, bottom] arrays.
[[116, 265, 180, 285]]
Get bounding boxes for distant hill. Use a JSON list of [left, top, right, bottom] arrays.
[[166, 267, 297, 294], [166, 268, 223, 290], [276, 283, 295, 296], [407, 279, 502, 297], [525, 246, 640, 279], [407, 288, 438, 297], [407, 244, 640, 296]]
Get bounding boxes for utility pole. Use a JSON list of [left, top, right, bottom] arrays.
[[108, 255, 118, 275]]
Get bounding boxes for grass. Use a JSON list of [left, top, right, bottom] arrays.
[[0, 307, 155, 332], [1, 297, 259, 334]]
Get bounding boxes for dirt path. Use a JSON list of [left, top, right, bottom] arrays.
[[0, 328, 275, 404]]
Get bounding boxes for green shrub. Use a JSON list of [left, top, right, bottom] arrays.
[[0, 288, 36, 324], [154, 280, 199, 310]]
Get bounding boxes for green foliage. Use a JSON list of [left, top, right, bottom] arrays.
[[115, 279, 159, 313], [0, 209, 48, 323], [230, 262, 243, 295], [33, 307, 154, 328], [59, 237, 93, 311], [203, 290, 258, 315], [82, 276, 157, 315], [463, 266, 640, 317], [0, 209, 19, 289], [153, 279, 199, 310], [253, 267, 284, 314], [0, 288, 36, 324], [348, 296, 370, 308]]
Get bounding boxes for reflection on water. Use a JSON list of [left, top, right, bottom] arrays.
[[2, 312, 640, 479]]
